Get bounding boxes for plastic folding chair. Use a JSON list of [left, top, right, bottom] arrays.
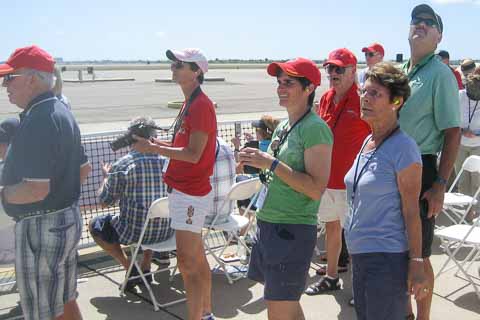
[[440, 155, 480, 227], [203, 177, 262, 284], [119, 197, 185, 311], [435, 216, 480, 300]]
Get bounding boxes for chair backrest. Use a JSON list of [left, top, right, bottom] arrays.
[[147, 197, 170, 220], [227, 178, 262, 201], [448, 155, 480, 193], [462, 155, 480, 173]]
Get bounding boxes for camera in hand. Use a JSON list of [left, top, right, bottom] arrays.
[[110, 121, 161, 151], [243, 140, 260, 174]]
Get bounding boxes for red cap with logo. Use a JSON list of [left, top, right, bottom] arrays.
[[323, 48, 357, 68], [362, 43, 385, 56], [267, 57, 321, 87], [0, 45, 55, 76]]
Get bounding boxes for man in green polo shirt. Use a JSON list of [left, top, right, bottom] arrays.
[[400, 4, 460, 320]]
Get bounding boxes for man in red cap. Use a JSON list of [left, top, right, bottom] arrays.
[[306, 48, 370, 296], [358, 43, 385, 86], [0, 45, 90, 320]]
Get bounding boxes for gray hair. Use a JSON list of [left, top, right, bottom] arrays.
[[52, 67, 63, 96], [129, 116, 158, 138], [24, 68, 55, 90]]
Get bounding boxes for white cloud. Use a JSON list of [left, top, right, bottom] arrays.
[[155, 31, 166, 38], [431, 0, 480, 4]]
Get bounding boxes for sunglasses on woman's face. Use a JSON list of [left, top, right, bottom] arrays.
[[325, 65, 347, 75], [357, 87, 384, 99], [365, 52, 377, 58], [171, 61, 186, 69]]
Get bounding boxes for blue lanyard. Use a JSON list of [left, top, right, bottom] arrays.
[[351, 127, 399, 203]]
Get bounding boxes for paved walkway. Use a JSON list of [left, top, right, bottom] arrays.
[[1, 222, 479, 319]]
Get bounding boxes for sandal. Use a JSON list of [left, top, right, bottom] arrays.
[[348, 297, 354, 307], [220, 252, 240, 263], [405, 314, 415, 320], [315, 264, 348, 276], [305, 276, 341, 295]]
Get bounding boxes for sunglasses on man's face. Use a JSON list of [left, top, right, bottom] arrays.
[[365, 52, 377, 58], [411, 17, 438, 28], [2, 73, 25, 86], [325, 65, 347, 75]]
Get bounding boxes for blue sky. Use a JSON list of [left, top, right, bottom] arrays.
[[1, 0, 478, 61]]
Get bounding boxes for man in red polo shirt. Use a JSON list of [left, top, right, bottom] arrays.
[[306, 48, 370, 295], [133, 48, 217, 320], [438, 50, 464, 90]]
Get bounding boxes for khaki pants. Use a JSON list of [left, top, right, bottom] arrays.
[[454, 145, 480, 204]]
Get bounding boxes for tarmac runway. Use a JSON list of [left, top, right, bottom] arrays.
[[0, 68, 332, 130]]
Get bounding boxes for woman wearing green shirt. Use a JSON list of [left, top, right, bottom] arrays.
[[239, 58, 333, 320]]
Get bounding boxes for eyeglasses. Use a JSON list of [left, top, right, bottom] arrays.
[[171, 61, 186, 70], [357, 87, 384, 99], [2, 73, 25, 85], [365, 52, 377, 58], [411, 17, 438, 28], [325, 65, 348, 75]]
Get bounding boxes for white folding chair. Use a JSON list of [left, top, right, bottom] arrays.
[[435, 216, 480, 300], [120, 197, 185, 311], [440, 155, 480, 227], [204, 177, 262, 284]]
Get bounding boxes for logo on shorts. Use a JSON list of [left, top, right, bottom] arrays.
[[186, 205, 195, 224]]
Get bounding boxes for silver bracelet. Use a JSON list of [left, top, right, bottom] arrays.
[[410, 257, 424, 263]]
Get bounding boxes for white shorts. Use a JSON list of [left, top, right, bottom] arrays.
[[317, 189, 348, 226], [168, 188, 213, 234]]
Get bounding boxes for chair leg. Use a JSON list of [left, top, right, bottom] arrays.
[[205, 240, 233, 284]]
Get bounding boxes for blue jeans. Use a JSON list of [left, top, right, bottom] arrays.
[[352, 252, 408, 320]]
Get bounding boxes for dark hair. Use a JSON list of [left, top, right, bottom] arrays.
[[129, 116, 158, 138], [365, 62, 411, 104], [276, 69, 315, 107], [188, 62, 204, 84], [257, 115, 281, 140]]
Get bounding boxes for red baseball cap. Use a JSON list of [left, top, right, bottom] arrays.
[[323, 48, 357, 68], [0, 45, 55, 76], [362, 43, 385, 56], [267, 57, 321, 87]]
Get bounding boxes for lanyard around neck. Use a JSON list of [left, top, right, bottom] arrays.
[[170, 86, 202, 142], [468, 99, 479, 129], [407, 54, 435, 81], [351, 127, 399, 203], [273, 108, 311, 158]]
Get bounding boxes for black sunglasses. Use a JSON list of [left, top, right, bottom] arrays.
[[171, 61, 186, 69], [325, 65, 347, 75], [2, 74, 25, 83], [411, 17, 438, 28], [365, 52, 377, 58]]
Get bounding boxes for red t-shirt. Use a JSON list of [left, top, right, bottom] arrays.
[[163, 91, 217, 196], [451, 68, 464, 90], [317, 84, 371, 189]]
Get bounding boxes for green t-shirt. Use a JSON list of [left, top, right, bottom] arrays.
[[399, 53, 460, 154], [257, 111, 333, 225]]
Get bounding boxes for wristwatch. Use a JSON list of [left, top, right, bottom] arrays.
[[434, 176, 448, 186]]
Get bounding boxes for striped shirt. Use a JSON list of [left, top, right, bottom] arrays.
[[99, 151, 173, 245]]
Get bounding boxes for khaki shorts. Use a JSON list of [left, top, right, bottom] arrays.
[[168, 188, 213, 234], [317, 189, 348, 226]]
